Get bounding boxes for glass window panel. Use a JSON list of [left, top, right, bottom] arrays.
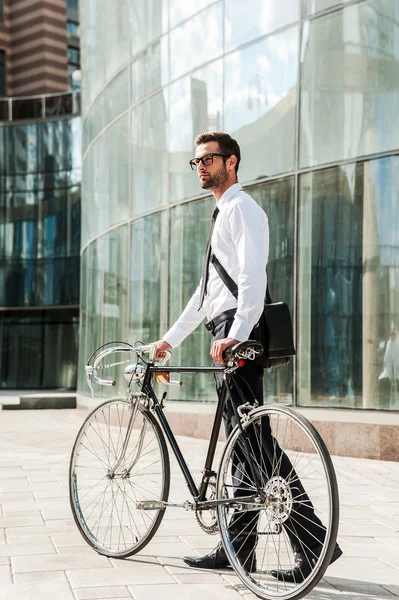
[[170, 2, 223, 81], [84, 93, 105, 151], [5, 124, 37, 175], [42, 317, 79, 388], [169, 60, 223, 202], [105, 115, 130, 226], [169, 0, 215, 29], [104, 66, 129, 124], [131, 93, 168, 215], [225, 0, 299, 51], [168, 197, 216, 401], [302, 0, 347, 17], [129, 212, 168, 344], [129, 0, 168, 55], [78, 246, 89, 392], [300, 0, 399, 168], [224, 26, 298, 181], [298, 157, 399, 411], [102, 225, 129, 395], [247, 177, 295, 404], [0, 315, 42, 388], [87, 237, 104, 383], [131, 37, 168, 104], [40, 187, 67, 258], [102, 0, 130, 81]]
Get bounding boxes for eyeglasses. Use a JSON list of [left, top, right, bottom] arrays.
[[189, 153, 231, 171]]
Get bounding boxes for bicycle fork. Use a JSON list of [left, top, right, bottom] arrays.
[[107, 396, 147, 478]]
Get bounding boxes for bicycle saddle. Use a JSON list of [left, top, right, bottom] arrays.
[[223, 339, 264, 363]]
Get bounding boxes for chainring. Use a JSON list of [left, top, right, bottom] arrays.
[[194, 479, 219, 535]]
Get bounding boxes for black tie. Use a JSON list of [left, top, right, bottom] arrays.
[[198, 206, 219, 310]]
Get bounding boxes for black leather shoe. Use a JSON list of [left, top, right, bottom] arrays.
[[183, 541, 257, 572], [270, 544, 342, 583]]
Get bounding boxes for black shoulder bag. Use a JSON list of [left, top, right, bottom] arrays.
[[210, 254, 296, 369]]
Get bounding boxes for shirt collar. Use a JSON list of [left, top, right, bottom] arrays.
[[216, 182, 242, 210]]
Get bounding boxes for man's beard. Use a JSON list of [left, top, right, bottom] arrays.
[[199, 165, 228, 190]]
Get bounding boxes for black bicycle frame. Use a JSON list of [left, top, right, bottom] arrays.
[[142, 363, 262, 503]]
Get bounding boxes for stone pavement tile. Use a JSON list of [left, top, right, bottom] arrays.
[[338, 523, 395, 537], [380, 555, 399, 570], [0, 557, 10, 565], [129, 583, 242, 600], [336, 541, 399, 560], [0, 468, 26, 478], [51, 533, 88, 548], [156, 519, 204, 537], [0, 480, 31, 492], [66, 565, 175, 587], [382, 585, 399, 597], [0, 492, 35, 504], [327, 557, 399, 585], [0, 565, 12, 583], [12, 550, 112, 574], [110, 556, 160, 569], [0, 537, 56, 556], [0, 529, 6, 544], [0, 515, 44, 528], [179, 534, 220, 549], [376, 537, 399, 551], [74, 586, 131, 599], [0, 581, 75, 599], [2, 499, 70, 515], [327, 579, 396, 597], [173, 572, 228, 584], [133, 540, 193, 559], [41, 508, 72, 520], [13, 570, 67, 583], [6, 520, 75, 539], [29, 483, 64, 496], [372, 513, 399, 532]]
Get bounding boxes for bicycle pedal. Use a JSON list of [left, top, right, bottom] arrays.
[[136, 500, 166, 510]]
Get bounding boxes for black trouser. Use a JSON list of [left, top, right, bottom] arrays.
[[212, 317, 327, 555]]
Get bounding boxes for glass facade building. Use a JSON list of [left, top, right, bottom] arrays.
[[79, 0, 399, 411], [0, 99, 81, 389]]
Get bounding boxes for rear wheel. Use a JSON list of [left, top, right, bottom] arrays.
[[217, 405, 339, 600], [69, 397, 170, 558]]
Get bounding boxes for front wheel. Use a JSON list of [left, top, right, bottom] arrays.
[[69, 397, 170, 558], [216, 405, 339, 600]]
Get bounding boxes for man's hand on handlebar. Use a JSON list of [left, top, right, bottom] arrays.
[[211, 337, 240, 364], [152, 340, 172, 360]]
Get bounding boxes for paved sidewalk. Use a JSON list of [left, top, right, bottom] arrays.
[[0, 409, 399, 600]]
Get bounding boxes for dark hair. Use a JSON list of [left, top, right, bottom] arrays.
[[194, 131, 241, 174]]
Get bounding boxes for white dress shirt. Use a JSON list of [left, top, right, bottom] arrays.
[[163, 182, 269, 348]]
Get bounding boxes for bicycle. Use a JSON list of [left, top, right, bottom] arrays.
[[69, 340, 340, 600]]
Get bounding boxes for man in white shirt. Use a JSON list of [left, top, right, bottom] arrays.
[[153, 132, 341, 580]]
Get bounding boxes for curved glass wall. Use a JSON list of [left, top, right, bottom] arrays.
[[0, 115, 81, 389], [80, 0, 399, 410]]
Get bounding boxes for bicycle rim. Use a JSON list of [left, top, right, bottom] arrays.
[[69, 397, 170, 558], [217, 405, 339, 600]]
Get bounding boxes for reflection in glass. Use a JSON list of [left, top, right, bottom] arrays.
[[298, 157, 399, 410], [169, 0, 216, 28], [302, 0, 346, 17], [169, 60, 223, 201], [129, 0, 168, 56], [131, 37, 168, 104], [224, 26, 298, 181], [225, 0, 299, 51], [170, 2, 223, 81], [131, 93, 168, 215], [247, 177, 295, 404], [300, 0, 399, 168], [168, 197, 216, 401], [129, 213, 168, 344]]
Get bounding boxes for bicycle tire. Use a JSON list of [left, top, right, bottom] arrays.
[[69, 397, 170, 558], [216, 405, 339, 600]]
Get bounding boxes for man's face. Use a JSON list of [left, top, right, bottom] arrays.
[[195, 142, 229, 190]]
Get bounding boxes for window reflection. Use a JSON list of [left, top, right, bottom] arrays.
[[168, 60, 223, 202], [298, 156, 399, 410], [224, 26, 298, 181], [131, 37, 168, 104], [131, 93, 168, 215], [302, 0, 346, 17], [300, 0, 399, 167], [169, 2, 223, 81], [225, 0, 299, 51], [129, 0, 168, 56], [247, 178, 295, 404]]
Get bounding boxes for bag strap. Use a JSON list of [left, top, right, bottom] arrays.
[[210, 253, 272, 303]]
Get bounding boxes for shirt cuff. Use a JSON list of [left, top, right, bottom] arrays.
[[162, 326, 186, 349], [228, 318, 253, 342]]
